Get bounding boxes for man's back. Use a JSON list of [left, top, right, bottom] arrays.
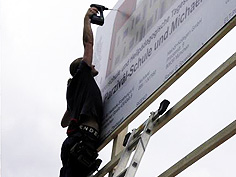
[[66, 60, 103, 134]]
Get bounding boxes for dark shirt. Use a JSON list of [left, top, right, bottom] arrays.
[[66, 61, 103, 135]]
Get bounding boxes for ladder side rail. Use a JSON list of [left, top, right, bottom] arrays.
[[124, 117, 154, 177], [113, 130, 137, 177]]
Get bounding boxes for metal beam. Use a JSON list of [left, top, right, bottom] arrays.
[[152, 52, 236, 135], [158, 120, 236, 177]]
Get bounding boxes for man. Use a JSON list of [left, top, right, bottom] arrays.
[[60, 7, 103, 177]]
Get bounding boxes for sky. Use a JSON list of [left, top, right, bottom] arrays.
[[1, 0, 236, 177]]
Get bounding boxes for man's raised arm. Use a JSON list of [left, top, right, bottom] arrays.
[[82, 7, 98, 66]]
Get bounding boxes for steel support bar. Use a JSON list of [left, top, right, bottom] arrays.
[[151, 52, 236, 135], [93, 151, 121, 177], [158, 120, 236, 177]]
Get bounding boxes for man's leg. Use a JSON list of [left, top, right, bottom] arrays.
[[60, 132, 84, 177], [60, 130, 101, 177]]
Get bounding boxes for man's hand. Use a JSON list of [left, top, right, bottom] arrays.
[[85, 7, 98, 20]]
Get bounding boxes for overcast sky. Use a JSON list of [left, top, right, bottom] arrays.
[[1, 0, 236, 177]]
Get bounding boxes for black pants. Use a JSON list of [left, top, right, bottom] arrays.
[[60, 131, 98, 177]]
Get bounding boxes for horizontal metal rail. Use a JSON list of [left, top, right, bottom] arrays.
[[158, 120, 236, 177]]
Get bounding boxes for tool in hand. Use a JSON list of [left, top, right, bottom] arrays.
[[90, 4, 118, 26]]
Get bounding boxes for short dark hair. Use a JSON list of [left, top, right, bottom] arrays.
[[70, 57, 83, 76]]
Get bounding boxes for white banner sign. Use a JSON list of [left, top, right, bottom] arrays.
[[93, 0, 236, 141]]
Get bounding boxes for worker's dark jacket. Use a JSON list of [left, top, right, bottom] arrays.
[[66, 60, 103, 135]]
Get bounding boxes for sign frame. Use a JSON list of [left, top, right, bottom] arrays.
[[94, 0, 236, 150]]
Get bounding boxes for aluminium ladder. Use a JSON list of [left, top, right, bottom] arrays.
[[113, 100, 170, 177]]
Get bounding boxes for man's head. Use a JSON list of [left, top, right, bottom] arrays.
[[70, 57, 83, 77], [70, 57, 98, 77]]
